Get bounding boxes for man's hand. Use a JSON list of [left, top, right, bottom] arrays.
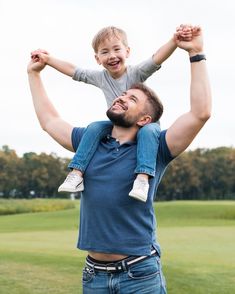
[[174, 25, 203, 55], [27, 58, 46, 74], [27, 50, 48, 74]]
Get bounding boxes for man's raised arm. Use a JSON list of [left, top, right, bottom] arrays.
[[166, 26, 212, 157], [27, 56, 74, 152]]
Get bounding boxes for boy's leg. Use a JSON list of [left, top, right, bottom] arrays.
[[129, 122, 161, 202], [58, 121, 113, 193]]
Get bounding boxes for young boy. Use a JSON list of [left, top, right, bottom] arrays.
[[31, 25, 192, 202]]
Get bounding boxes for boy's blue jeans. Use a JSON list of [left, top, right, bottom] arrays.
[[82, 254, 167, 293], [68, 120, 161, 177]]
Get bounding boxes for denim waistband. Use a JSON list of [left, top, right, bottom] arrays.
[[86, 248, 158, 273]]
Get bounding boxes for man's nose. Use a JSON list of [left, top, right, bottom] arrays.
[[117, 95, 127, 103]]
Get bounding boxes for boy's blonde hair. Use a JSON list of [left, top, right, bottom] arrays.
[[92, 26, 128, 53]]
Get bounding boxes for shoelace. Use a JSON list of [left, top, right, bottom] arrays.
[[65, 173, 81, 184], [135, 179, 148, 188]]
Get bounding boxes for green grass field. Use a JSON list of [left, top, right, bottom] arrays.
[[0, 200, 235, 294]]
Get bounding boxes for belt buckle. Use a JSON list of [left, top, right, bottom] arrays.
[[105, 262, 121, 273]]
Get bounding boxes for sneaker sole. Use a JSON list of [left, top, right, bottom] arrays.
[[129, 192, 147, 202], [58, 184, 84, 193]]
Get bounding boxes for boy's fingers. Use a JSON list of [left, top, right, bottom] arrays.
[[31, 49, 49, 57]]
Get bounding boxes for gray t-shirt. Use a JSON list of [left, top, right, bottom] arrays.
[[73, 57, 161, 107]]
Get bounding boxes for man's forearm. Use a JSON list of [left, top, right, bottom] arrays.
[[28, 72, 60, 130], [190, 56, 212, 121]]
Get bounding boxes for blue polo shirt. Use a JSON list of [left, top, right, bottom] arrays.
[[72, 127, 174, 256]]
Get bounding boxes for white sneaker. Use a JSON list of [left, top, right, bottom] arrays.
[[129, 178, 149, 202], [58, 172, 84, 193]]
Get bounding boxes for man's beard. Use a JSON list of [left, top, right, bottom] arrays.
[[106, 108, 137, 128]]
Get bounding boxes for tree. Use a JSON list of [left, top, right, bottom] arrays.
[[0, 145, 21, 197], [1, 145, 234, 199]]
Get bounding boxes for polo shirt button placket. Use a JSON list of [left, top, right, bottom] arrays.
[[115, 139, 119, 152]]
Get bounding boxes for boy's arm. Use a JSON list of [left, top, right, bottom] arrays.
[[152, 37, 177, 65], [31, 49, 76, 77], [153, 25, 193, 65]]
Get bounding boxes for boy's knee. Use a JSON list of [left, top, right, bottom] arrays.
[[140, 123, 161, 133], [87, 121, 112, 131]]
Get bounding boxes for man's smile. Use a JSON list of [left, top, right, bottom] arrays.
[[112, 101, 128, 111]]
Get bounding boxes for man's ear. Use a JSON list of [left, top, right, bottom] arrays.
[[137, 115, 152, 127], [95, 54, 101, 65]]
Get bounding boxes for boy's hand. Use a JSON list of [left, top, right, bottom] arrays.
[[31, 49, 50, 64], [176, 24, 193, 41], [174, 25, 203, 55]]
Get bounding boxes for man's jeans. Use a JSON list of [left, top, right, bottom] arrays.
[[68, 120, 161, 177], [82, 255, 167, 294]]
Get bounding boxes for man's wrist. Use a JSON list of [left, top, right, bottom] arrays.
[[27, 69, 41, 76], [189, 54, 206, 63]]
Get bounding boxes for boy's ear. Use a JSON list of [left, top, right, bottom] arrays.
[[95, 54, 101, 65], [126, 47, 130, 58], [136, 115, 152, 127]]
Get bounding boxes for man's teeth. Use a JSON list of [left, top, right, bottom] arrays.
[[114, 103, 126, 110]]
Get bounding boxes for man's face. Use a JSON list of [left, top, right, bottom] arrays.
[[106, 89, 149, 127]]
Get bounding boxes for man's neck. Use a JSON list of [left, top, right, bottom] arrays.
[[111, 125, 138, 144]]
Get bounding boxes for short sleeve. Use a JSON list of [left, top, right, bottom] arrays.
[[72, 68, 103, 87], [130, 57, 161, 82], [71, 127, 86, 152], [158, 130, 175, 165]]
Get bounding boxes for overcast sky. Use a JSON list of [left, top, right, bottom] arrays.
[[1, 0, 234, 158]]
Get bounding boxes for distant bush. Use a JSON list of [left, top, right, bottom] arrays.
[[0, 199, 75, 215]]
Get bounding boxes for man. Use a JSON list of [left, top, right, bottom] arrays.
[[28, 26, 211, 293]]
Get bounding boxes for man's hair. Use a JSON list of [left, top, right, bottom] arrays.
[[130, 83, 163, 122], [92, 26, 128, 53]]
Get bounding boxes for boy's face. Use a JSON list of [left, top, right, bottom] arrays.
[[95, 36, 130, 79]]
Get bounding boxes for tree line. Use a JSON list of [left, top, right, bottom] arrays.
[[0, 145, 234, 200]]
